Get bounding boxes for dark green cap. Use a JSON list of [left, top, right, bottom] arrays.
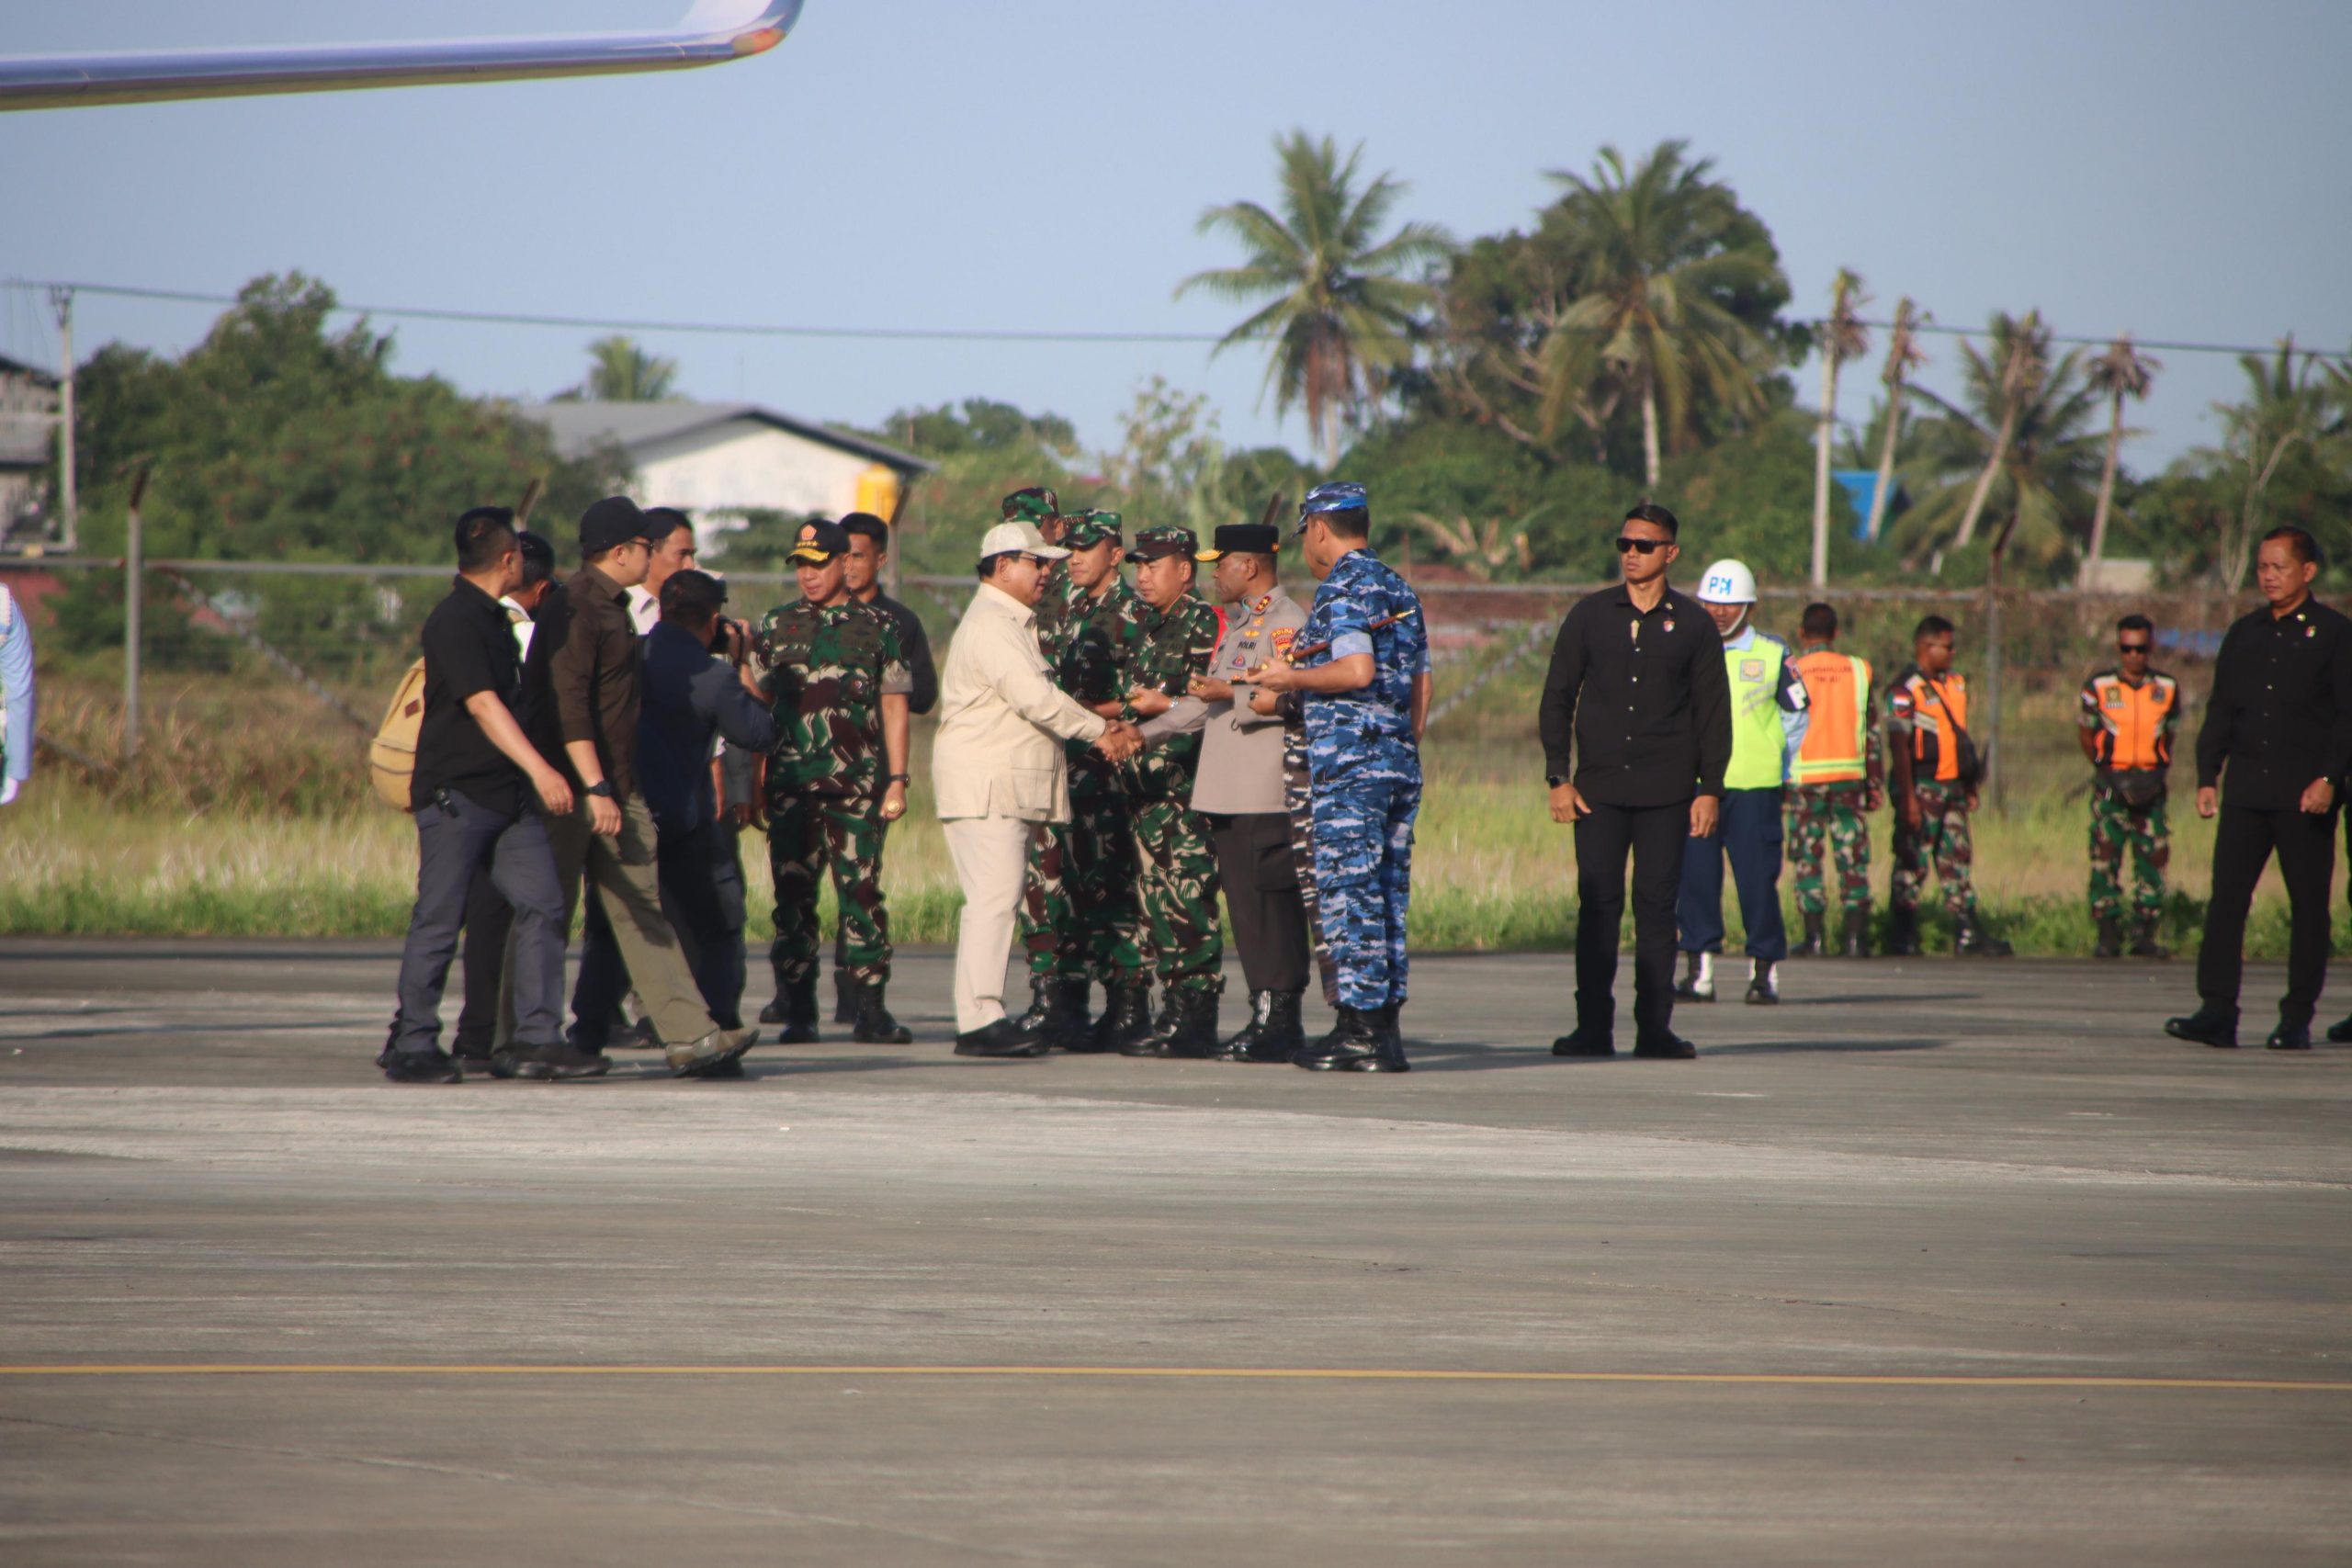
[[1125, 525, 1198, 562], [1063, 509, 1125, 548]]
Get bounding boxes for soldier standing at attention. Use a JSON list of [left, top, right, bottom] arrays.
[[1241, 482, 1430, 1073], [1103, 525, 1226, 1058], [1674, 559, 1808, 1005], [1886, 615, 2013, 957], [1786, 603, 1883, 959], [751, 519, 915, 1046], [2078, 614, 2178, 960]]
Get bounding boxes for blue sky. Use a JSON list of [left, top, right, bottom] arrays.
[[4, 0, 2347, 480]]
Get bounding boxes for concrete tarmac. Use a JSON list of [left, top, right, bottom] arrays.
[[0, 940, 2346, 1565]]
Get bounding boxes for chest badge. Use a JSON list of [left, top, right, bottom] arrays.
[[1662, 617, 1676, 635]]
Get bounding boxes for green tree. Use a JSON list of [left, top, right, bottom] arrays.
[[1178, 130, 1453, 468], [883, 398, 1079, 461], [2209, 337, 2338, 592], [575, 333, 678, 401], [2078, 333, 2161, 589], [1809, 269, 1870, 587], [1538, 140, 1792, 487]]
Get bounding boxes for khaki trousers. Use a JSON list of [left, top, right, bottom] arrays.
[[502, 792, 716, 1048], [942, 814, 1035, 1034]]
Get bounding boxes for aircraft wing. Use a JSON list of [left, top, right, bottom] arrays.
[[0, 0, 804, 112]]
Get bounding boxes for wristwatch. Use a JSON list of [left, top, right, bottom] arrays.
[[585, 781, 614, 798], [886, 773, 910, 784], [1546, 775, 1566, 789]]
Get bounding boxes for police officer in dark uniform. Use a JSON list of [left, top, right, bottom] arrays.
[[2166, 526, 2352, 1052]]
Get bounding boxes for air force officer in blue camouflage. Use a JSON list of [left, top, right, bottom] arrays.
[[1238, 482, 1430, 1073]]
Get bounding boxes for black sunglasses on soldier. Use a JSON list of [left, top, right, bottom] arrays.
[[1616, 536, 1667, 555]]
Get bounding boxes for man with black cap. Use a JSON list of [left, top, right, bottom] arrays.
[[534, 495, 757, 1077], [1138, 520, 1313, 1062], [749, 518, 917, 1046]]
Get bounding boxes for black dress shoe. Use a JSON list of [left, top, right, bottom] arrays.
[[502, 1042, 613, 1080], [2266, 1023, 2314, 1052], [452, 1051, 503, 1080], [2163, 1012, 2238, 1049], [955, 1019, 1049, 1057], [379, 1048, 462, 1084], [1632, 1032, 1699, 1060], [2327, 1016, 2352, 1044], [1552, 1028, 1616, 1058]]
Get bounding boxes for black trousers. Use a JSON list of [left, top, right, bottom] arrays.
[[2198, 802, 2337, 1026], [1574, 797, 1690, 1039], [1209, 811, 1310, 994]]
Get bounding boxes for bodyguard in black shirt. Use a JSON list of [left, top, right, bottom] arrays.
[[1539, 502, 1733, 1059], [2166, 526, 2352, 1052], [383, 509, 582, 1083]]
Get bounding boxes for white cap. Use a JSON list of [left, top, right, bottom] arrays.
[[1696, 558, 1757, 605], [978, 520, 1069, 562]]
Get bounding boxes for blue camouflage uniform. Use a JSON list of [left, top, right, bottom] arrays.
[[1296, 519, 1428, 1014]]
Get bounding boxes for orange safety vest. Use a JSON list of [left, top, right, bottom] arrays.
[[1791, 649, 1871, 784], [1897, 670, 1968, 783], [2085, 671, 2177, 771]]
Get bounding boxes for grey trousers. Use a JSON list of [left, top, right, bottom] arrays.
[[393, 788, 565, 1057], [502, 792, 717, 1048]]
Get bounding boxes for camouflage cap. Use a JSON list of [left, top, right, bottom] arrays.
[[1292, 479, 1369, 536], [1000, 486, 1061, 525], [1125, 524, 1198, 563], [1062, 509, 1124, 549]]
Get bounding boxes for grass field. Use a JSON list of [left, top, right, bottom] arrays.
[[7, 671, 2344, 958]]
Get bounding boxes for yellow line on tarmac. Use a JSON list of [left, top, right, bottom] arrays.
[[0, 1365, 2346, 1392]]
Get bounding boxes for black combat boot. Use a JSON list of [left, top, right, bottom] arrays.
[[1954, 916, 2014, 957], [1090, 982, 1155, 1055], [1213, 990, 1271, 1062], [1840, 906, 1871, 959], [832, 967, 858, 1025], [1672, 951, 1717, 1001], [1125, 988, 1218, 1058], [1792, 910, 1826, 959], [1343, 1005, 1409, 1073], [1745, 959, 1780, 1005], [1885, 905, 1921, 956], [851, 983, 913, 1045], [1039, 976, 1093, 1052], [1295, 1005, 1380, 1070], [771, 977, 820, 1044], [2094, 915, 2123, 959], [2165, 1006, 2238, 1049], [2128, 918, 2170, 960], [1244, 990, 1307, 1063], [1010, 975, 1056, 1034]]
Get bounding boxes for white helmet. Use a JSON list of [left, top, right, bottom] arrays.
[[1696, 558, 1757, 605]]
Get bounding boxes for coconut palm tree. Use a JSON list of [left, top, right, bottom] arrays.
[[2077, 334, 2162, 589], [580, 334, 677, 401], [2212, 335, 2329, 593], [1536, 141, 1786, 488], [1809, 270, 1870, 586], [1866, 298, 1928, 541], [1179, 130, 1453, 468], [1948, 311, 2050, 558]]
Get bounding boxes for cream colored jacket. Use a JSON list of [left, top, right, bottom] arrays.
[[932, 581, 1107, 821]]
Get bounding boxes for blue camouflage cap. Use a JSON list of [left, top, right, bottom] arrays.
[[1293, 480, 1369, 536]]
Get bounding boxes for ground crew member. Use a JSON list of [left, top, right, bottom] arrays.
[[1887, 615, 2012, 957], [1785, 603, 1883, 959], [1145, 521, 1313, 1063], [1240, 482, 1430, 1073], [1675, 559, 1807, 1005], [1105, 525, 1225, 1058], [1013, 510, 1153, 1051], [1538, 502, 1730, 1062], [2167, 527, 2352, 1053], [2077, 614, 2178, 960], [751, 518, 915, 1046]]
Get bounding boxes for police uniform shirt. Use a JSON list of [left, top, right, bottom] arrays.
[[1539, 584, 1733, 807], [2196, 596, 2352, 810], [1143, 584, 1308, 815]]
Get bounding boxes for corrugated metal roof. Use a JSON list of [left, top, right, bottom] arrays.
[[516, 400, 933, 474]]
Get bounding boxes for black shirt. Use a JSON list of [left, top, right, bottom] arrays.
[[1539, 583, 1733, 807], [413, 575, 526, 816], [636, 621, 778, 838], [866, 592, 938, 716], [2196, 595, 2352, 810]]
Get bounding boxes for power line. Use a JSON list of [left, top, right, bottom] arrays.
[[4, 277, 2341, 362]]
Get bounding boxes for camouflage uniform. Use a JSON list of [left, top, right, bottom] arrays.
[[1889, 778, 1977, 919], [1788, 699, 1884, 918], [753, 598, 911, 990], [1113, 526, 1225, 997], [2078, 666, 2179, 921], [1280, 694, 1338, 1005], [1015, 562, 1093, 976], [1299, 546, 1428, 1011]]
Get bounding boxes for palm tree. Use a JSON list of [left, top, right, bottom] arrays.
[[2213, 336, 2328, 593], [581, 334, 677, 401], [1538, 140, 1785, 487], [1179, 130, 1453, 468], [1948, 311, 2050, 558], [1810, 270, 1870, 587], [1866, 298, 1928, 541], [2077, 334, 2161, 589]]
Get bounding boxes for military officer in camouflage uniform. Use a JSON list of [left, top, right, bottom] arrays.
[[1887, 615, 2012, 956], [1101, 525, 1225, 1057], [751, 518, 916, 1044], [2077, 614, 2178, 959], [1015, 510, 1153, 1050], [1241, 483, 1430, 1072], [1785, 603, 1884, 958]]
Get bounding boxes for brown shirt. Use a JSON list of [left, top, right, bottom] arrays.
[[547, 563, 644, 800]]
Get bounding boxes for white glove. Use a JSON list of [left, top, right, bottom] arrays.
[[0, 777, 17, 807]]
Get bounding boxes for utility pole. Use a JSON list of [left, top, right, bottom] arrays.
[[50, 287, 77, 553], [123, 465, 146, 762]]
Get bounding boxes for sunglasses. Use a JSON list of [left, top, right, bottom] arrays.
[[1615, 536, 1669, 555], [2118, 642, 2152, 654]]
